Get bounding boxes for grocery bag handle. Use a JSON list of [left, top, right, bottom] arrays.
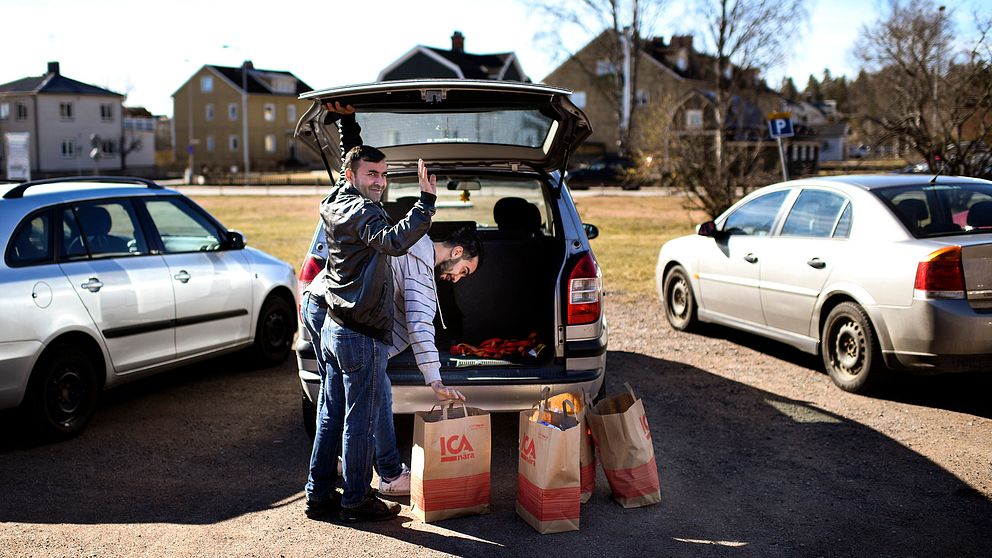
[[440, 399, 468, 421], [624, 381, 637, 399], [561, 398, 576, 417]]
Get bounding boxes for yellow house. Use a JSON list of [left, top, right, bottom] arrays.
[[172, 61, 316, 175]]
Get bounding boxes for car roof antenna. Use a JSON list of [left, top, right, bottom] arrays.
[[929, 155, 946, 184]]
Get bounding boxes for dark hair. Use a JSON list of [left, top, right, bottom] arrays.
[[342, 144, 386, 174], [441, 226, 484, 268]]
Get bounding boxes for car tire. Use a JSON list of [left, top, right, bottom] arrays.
[[251, 295, 295, 367], [24, 343, 100, 439], [663, 265, 698, 331], [821, 302, 885, 393], [302, 394, 316, 440]]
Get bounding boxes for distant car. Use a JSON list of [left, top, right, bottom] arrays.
[[656, 174, 992, 393], [847, 144, 871, 159], [292, 79, 607, 435], [894, 161, 932, 174], [566, 156, 642, 190], [1, 177, 297, 438]]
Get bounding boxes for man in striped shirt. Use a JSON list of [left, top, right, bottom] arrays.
[[375, 226, 483, 496]]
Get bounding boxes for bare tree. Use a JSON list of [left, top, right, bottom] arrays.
[[851, 0, 992, 176], [525, 0, 668, 155]]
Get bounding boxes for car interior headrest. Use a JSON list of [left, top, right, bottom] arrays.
[[967, 200, 992, 227], [77, 205, 113, 236], [897, 198, 929, 222], [493, 197, 541, 235]]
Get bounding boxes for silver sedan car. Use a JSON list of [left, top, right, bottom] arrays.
[[656, 174, 992, 393]]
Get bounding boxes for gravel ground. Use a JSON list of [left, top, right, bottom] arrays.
[[1, 298, 990, 557]]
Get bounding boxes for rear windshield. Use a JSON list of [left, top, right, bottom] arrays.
[[384, 176, 552, 234], [873, 182, 992, 237], [355, 110, 555, 149]]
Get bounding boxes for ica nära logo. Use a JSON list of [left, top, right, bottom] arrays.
[[439, 435, 475, 462], [519, 434, 536, 465]]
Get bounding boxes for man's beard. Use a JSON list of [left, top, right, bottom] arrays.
[[435, 257, 458, 276]]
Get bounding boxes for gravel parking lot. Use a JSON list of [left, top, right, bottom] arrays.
[[1, 298, 990, 557]]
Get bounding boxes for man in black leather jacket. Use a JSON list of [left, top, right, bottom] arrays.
[[304, 103, 437, 523]]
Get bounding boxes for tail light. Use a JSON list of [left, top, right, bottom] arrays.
[[298, 255, 323, 309], [567, 252, 602, 325], [914, 246, 964, 299]]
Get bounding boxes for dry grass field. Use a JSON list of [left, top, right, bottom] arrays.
[[191, 193, 707, 304]]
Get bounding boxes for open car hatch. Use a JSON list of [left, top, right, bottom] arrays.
[[294, 79, 591, 181]]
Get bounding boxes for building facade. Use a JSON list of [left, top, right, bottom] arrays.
[[379, 31, 528, 82]]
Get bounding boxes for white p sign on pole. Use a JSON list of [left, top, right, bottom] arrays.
[[767, 112, 793, 181]]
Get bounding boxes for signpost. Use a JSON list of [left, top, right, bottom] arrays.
[[767, 112, 794, 181]]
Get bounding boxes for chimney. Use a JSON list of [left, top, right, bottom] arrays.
[[47, 61, 60, 75], [451, 31, 465, 53], [242, 60, 254, 71]]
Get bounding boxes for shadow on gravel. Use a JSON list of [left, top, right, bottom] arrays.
[[0, 350, 989, 557], [699, 322, 992, 419]]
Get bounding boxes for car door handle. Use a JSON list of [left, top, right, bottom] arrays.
[[744, 253, 758, 264], [80, 277, 104, 292], [807, 258, 826, 269], [174, 270, 191, 283]]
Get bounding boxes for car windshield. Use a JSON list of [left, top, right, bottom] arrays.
[[384, 175, 549, 231], [354, 110, 555, 149], [873, 182, 992, 237]]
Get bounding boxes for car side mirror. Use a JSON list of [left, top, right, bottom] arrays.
[[583, 223, 599, 240], [697, 221, 718, 237], [226, 230, 246, 250]]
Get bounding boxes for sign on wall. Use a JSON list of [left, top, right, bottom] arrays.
[[4, 132, 31, 181]]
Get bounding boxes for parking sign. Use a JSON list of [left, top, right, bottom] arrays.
[[767, 112, 794, 138]]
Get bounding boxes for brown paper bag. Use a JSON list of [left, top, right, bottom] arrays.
[[586, 383, 661, 508], [516, 399, 581, 534], [547, 392, 595, 503], [411, 401, 491, 522]]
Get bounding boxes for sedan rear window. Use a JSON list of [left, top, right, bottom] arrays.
[[355, 110, 555, 149], [7, 212, 53, 266], [874, 183, 992, 237]]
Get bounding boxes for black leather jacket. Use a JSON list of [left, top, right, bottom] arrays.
[[320, 113, 435, 342]]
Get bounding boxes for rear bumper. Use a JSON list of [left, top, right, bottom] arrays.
[[0, 340, 41, 409], [876, 299, 992, 372]]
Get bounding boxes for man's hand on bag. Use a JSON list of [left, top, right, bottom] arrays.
[[418, 159, 437, 195], [431, 380, 465, 401]]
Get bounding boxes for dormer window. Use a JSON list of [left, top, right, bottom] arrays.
[[596, 59, 617, 76], [272, 78, 296, 93]]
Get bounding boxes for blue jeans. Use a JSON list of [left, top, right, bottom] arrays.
[[302, 295, 403, 506]]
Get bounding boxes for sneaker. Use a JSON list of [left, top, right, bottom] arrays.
[[305, 491, 341, 519], [378, 464, 411, 497], [339, 493, 401, 523]]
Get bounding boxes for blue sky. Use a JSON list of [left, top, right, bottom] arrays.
[[0, 0, 983, 116]]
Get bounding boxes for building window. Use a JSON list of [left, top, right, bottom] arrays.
[[200, 76, 213, 93], [228, 103, 238, 120], [100, 103, 114, 122], [635, 90, 649, 107], [205, 104, 214, 121], [596, 59, 616, 76], [287, 104, 297, 123], [206, 135, 215, 152], [571, 91, 587, 109], [229, 135, 239, 152], [60, 102, 74, 121], [16, 103, 28, 120], [264, 134, 276, 153], [686, 109, 703, 130], [272, 79, 295, 93], [0, 103, 8, 120], [263, 103, 275, 122], [100, 139, 117, 157], [61, 139, 76, 158]]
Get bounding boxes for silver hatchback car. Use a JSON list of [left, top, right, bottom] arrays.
[[292, 80, 608, 430], [657, 174, 992, 393], [1, 177, 297, 438]]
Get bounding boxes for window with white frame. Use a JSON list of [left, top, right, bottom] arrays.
[[635, 90, 649, 107], [228, 103, 238, 120], [263, 103, 275, 122], [59, 102, 74, 121], [200, 76, 213, 93], [205, 104, 214, 121], [229, 135, 239, 152], [206, 135, 215, 152], [264, 134, 276, 153], [571, 91, 587, 109], [100, 103, 114, 121], [686, 109, 703, 130], [61, 139, 76, 158], [100, 139, 117, 157], [286, 104, 297, 123], [595, 59, 616, 76], [16, 103, 27, 120], [272, 78, 296, 93], [0, 103, 8, 120]]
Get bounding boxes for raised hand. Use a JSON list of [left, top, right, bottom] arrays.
[[418, 159, 437, 195], [324, 101, 355, 115]]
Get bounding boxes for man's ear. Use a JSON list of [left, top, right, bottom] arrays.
[[450, 246, 464, 260], [344, 167, 354, 183]]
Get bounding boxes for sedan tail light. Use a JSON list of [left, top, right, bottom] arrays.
[[566, 252, 602, 325], [298, 255, 323, 308], [914, 246, 964, 299]]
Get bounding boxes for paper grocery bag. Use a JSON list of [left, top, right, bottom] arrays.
[[411, 401, 491, 523], [516, 401, 581, 534], [586, 383, 661, 508], [547, 392, 596, 503]]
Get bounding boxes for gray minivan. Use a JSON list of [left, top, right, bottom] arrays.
[[293, 80, 607, 431]]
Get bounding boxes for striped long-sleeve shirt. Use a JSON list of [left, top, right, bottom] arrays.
[[387, 235, 442, 385]]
